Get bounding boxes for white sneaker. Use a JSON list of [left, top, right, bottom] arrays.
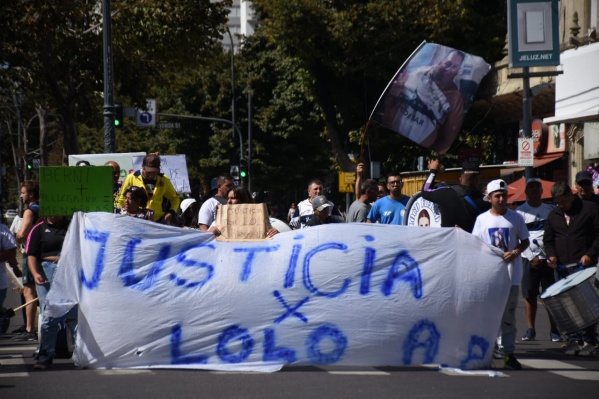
[[578, 343, 597, 357], [564, 342, 581, 356]]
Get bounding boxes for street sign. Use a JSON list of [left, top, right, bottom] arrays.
[[508, 0, 560, 68], [136, 98, 157, 127], [338, 171, 356, 193], [156, 122, 181, 129], [518, 138, 534, 166]]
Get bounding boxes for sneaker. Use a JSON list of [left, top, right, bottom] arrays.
[[564, 341, 582, 356], [11, 325, 26, 334], [11, 331, 37, 342], [550, 331, 564, 342], [521, 328, 536, 341], [33, 356, 53, 370], [504, 354, 523, 370], [578, 343, 597, 357]]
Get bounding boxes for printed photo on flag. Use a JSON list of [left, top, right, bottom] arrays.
[[370, 42, 490, 154]]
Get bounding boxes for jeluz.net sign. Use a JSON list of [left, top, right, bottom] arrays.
[[46, 213, 511, 372]]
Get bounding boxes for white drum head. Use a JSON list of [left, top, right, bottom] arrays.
[[541, 267, 597, 298]]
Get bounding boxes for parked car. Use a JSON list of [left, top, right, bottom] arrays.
[[3, 209, 18, 225]]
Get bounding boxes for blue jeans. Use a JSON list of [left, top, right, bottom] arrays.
[[35, 261, 77, 360]]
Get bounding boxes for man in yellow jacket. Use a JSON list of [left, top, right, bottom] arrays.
[[118, 153, 180, 224]]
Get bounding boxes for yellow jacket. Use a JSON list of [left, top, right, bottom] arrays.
[[117, 171, 180, 221]]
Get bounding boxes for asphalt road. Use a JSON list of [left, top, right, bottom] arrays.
[[2, 283, 598, 398]]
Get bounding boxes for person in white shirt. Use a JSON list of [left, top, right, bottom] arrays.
[[516, 179, 560, 342], [472, 179, 529, 370], [197, 174, 234, 231]]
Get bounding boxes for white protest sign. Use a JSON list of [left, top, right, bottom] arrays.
[[132, 154, 191, 193], [68, 152, 146, 184], [46, 212, 511, 372]]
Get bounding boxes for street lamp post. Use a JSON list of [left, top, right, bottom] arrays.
[[225, 27, 235, 143], [102, 0, 116, 153]]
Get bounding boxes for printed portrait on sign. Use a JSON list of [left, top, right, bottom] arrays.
[[371, 42, 490, 154]]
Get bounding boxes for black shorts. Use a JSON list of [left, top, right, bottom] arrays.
[[521, 258, 557, 299]]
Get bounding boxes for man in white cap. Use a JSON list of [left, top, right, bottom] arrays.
[[516, 178, 561, 342], [472, 179, 530, 370], [179, 198, 198, 229], [305, 195, 345, 227]]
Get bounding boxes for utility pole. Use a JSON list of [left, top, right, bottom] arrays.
[[102, 0, 116, 153], [226, 27, 235, 142]]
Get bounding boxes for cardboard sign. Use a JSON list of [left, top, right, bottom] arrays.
[[39, 166, 113, 216], [215, 203, 270, 241]]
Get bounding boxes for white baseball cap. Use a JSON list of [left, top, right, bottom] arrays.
[[483, 179, 507, 201]]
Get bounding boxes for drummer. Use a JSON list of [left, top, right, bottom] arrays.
[[544, 181, 599, 357]]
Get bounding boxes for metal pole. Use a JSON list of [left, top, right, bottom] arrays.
[[12, 92, 24, 183], [103, 0, 116, 153], [226, 28, 235, 142], [522, 67, 534, 180], [247, 90, 252, 193]]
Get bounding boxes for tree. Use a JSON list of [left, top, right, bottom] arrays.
[[246, 0, 507, 173], [0, 0, 231, 163]]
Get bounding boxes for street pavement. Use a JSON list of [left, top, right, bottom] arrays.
[[1, 283, 598, 398]]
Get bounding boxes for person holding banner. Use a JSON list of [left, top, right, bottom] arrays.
[[290, 179, 342, 229], [0, 223, 18, 316], [13, 181, 41, 342], [119, 186, 154, 221], [26, 215, 74, 370], [472, 179, 529, 370], [366, 173, 410, 225], [544, 181, 599, 356], [118, 154, 180, 224]]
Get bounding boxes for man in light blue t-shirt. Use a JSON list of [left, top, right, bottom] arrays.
[[366, 173, 410, 225]]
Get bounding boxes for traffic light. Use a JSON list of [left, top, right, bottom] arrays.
[[114, 102, 124, 128], [230, 165, 240, 180], [239, 159, 247, 178]]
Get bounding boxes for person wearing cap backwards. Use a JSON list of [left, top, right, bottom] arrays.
[[420, 159, 490, 233], [516, 179, 561, 343], [574, 170, 599, 205], [305, 195, 345, 226], [544, 181, 599, 356], [367, 172, 410, 224], [118, 153, 180, 224], [472, 179, 530, 370]]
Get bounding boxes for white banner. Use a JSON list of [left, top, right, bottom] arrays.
[[68, 152, 146, 184], [46, 212, 511, 372], [132, 154, 191, 193]]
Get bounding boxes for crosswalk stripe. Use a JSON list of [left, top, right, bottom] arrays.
[[519, 359, 599, 381], [0, 345, 38, 352], [0, 372, 29, 378], [318, 366, 390, 375]]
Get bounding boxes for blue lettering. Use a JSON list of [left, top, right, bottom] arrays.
[[306, 323, 347, 364], [217, 325, 255, 363], [402, 319, 440, 365], [360, 239, 376, 295], [303, 243, 350, 298], [273, 290, 309, 324], [80, 229, 110, 290], [170, 243, 215, 289], [119, 241, 171, 291], [381, 250, 422, 299], [459, 335, 489, 369], [263, 328, 297, 363], [284, 241, 303, 289], [170, 324, 208, 364], [234, 245, 280, 282]]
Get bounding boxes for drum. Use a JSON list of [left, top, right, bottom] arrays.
[[540, 267, 599, 334]]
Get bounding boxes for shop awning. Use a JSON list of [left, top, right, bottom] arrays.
[[500, 153, 564, 175]]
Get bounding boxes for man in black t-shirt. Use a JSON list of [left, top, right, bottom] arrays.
[[420, 160, 489, 233]]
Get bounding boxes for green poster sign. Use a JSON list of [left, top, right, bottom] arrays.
[[39, 166, 113, 216], [508, 0, 560, 68]]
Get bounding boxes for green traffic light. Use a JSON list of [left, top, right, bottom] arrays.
[[114, 120, 121, 126], [27, 164, 32, 169], [240, 171, 247, 178]]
